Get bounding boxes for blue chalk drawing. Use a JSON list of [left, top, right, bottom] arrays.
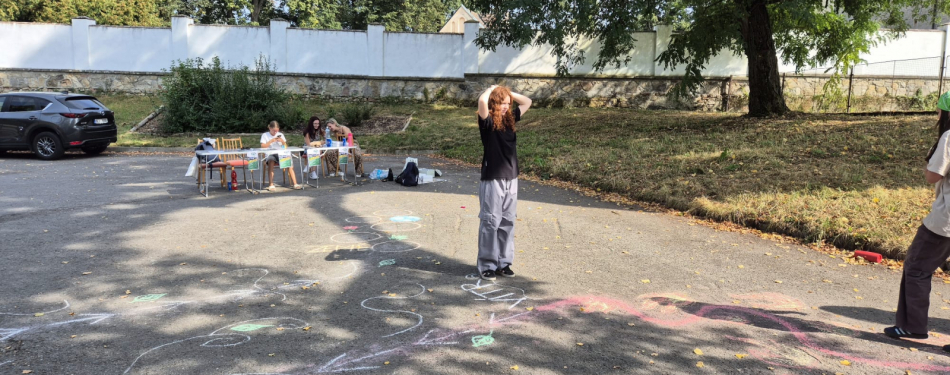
[[378, 259, 396, 267], [389, 216, 421, 223]]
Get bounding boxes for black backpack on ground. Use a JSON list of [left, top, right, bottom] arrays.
[[395, 162, 419, 187]]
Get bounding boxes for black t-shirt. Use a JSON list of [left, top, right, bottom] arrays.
[[478, 106, 521, 180]]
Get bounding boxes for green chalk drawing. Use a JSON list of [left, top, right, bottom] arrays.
[[389, 235, 409, 240], [471, 330, 495, 347], [131, 294, 167, 303], [230, 324, 274, 332], [378, 259, 396, 267]]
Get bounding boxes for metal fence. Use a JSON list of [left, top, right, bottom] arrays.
[[779, 56, 948, 113]]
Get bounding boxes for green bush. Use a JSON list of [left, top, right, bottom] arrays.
[[159, 56, 304, 134], [339, 103, 376, 128]]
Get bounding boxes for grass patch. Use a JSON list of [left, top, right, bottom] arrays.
[[362, 107, 934, 259], [99, 95, 935, 259]]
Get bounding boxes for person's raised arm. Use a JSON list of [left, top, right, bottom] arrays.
[[509, 91, 532, 116], [477, 85, 497, 120]]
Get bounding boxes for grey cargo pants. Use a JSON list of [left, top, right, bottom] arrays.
[[477, 178, 518, 273]]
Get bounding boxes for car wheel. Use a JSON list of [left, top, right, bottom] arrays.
[[81, 144, 109, 155], [33, 132, 65, 160]]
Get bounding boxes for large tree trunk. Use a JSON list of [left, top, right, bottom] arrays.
[[739, 0, 788, 117]]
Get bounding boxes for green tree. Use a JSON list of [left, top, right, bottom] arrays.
[[1, 0, 167, 25], [470, 0, 938, 117], [282, 0, 344, 29], [340, 0, 448, 32]]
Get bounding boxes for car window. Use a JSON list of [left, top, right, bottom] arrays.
[[0, 97, 6, 112], [34, 98, 51, 111], [63, 97, 106, 110], [5, 96, 43, 112]]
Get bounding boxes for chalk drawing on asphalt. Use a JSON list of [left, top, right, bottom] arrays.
[[370, 222, 422, 232], [330, 232, 383, 244], [0, 300, 70, 316], [461, 279, 529, 309], [371, 241, 421, 253], [131, 294, 167, 303], [360, 283, 427, 337], [123, 317, 307, 374], [345, 216, 382, 224]]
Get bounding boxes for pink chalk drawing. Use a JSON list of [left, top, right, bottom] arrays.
[[259, 292, 950, 374], [343, 226, 359, 230], [538, 295, 950, 372]]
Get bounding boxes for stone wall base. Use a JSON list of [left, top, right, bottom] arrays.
[[0, 69, 941, 112]]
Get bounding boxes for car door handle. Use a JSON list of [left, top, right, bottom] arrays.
[[28, 116, 37, 120]]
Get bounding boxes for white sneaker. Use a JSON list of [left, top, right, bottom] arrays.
[[309, 171, 318, 179], [355, 173, 363, 178]]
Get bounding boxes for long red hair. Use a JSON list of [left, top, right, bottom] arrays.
[[488, 86, 516, 132]]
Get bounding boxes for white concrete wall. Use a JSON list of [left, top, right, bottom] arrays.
[[384, 32, 463, 77], [188, 25, 270, 68], [88, 26, 172, 71], [286, 29, 369, 75], [479, 33, 656, 76], [0, 22, 73, 70], [0, 19, 948, 79]]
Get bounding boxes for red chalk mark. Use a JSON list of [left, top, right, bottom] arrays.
[[854, 250, 882, 263], [460, 206, 466, 209], [343, 226, 359, 230]]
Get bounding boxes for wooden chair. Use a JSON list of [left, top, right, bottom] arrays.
[[215, 137, 248, 188], [195, 138, 229, 189]]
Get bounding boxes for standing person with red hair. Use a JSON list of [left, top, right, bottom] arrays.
[[475, 85, 532, 280]]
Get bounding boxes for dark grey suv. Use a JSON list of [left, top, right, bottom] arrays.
[[0, 92, 117, 160]]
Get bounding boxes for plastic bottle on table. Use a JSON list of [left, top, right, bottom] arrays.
[[326, 127, 332, 147]]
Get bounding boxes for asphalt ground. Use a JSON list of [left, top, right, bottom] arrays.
[[1, 150, 950, 374]]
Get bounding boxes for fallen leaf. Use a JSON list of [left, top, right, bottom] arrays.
[[694, 348, 704, 355], [268, 353, 275, 357], [427, 289, 433, 293], [577, 343, 584, 346], [23, 371, 32, 374], [510, 365, 519, 370], [82, 272, 91, 275], [641, 279, 651, 283], [774, 280, 783, 284], [696, 361, 705, 368], [735, 354, 747, 359], [526, 307, 534, 311], [840, 360, 851, 366], [34, 312, 44, 317]]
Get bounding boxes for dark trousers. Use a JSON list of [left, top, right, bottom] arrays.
[[897, 225, 950, 333]]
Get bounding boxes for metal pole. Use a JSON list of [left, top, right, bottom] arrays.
[[846, 67, 854, 113], [939, 54, 946, 97]]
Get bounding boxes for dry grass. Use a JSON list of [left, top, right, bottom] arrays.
[[363, 107, 935, 259]]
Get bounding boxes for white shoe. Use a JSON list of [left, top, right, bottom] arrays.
[[309, 171, 318, 179], [355, 173, 363, 178]]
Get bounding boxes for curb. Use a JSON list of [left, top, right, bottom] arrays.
[[108, 147, 442, 155], [110, 146, 192, 153]]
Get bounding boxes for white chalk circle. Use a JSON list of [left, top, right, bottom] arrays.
[[389, 216, 421, 223], [330, 232, 383, 243], [373, 209, 412, 217], [371, 222, 422, 232], [345, 216, 382, 224], [372, 241, 422, 253]]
